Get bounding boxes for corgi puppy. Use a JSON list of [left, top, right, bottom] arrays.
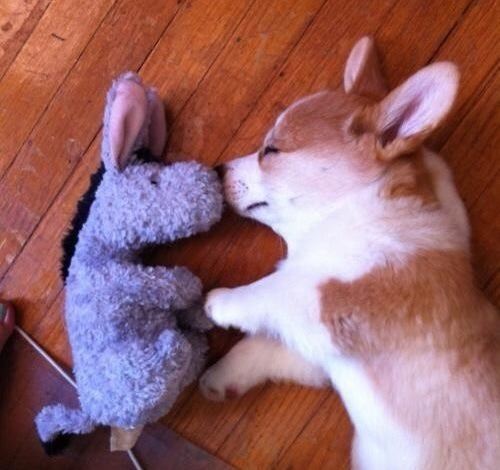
[[199, 37, 500, 470]]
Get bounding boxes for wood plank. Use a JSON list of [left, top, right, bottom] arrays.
[[135, 423, 234, 470], [468, 175, 500, 301], [218, 386, 332, 468], [33, 290, 71, 367], [0, 334, 233, 469], [0, 0, 116, 177], [443, 69, 498, 206], [0, 0, 53, 80], [0, 140, 99, 324], [440, 71, 499, 287], [139, 0, 255, 119], [430, 0, 499, 149], [0, 0, 180, 279], [485, 268, 500, 305], [167, 0, 325, 162], [276, 394, 353, 469], [374, 0, 473, 86]]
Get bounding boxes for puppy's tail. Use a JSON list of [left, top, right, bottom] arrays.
[[35, 404, 95, 455]]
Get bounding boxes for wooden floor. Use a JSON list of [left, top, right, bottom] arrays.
[[0, 0, 498, 468]]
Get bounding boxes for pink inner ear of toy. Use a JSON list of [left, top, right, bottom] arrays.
[[148, 92, 167, 158], [109, 81, 148, 170]]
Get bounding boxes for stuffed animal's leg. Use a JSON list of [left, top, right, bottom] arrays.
[[199, 335, 329, 401], [133, 265, 203, 312]]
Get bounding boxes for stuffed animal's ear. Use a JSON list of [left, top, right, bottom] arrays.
[[372, 62, 459, 160], [108, 78, 148, 170], [147, 90, 167, 158], [344, 36, 388, 99]]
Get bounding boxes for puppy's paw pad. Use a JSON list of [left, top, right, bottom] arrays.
[[225, 386, 240, 400]]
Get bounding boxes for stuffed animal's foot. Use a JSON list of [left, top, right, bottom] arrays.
[[110, 425, 144, 451]]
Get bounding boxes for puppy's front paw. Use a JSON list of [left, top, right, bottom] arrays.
[[199, 364, 242, 401], [204, 288, 233, 327]]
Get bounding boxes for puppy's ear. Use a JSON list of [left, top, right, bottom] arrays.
[[147, 90, 167, 158], [373, 62, 459, 160], [109, 78, 148, 170], [344, 36, 387, 99]]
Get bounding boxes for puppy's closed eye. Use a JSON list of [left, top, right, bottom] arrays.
[[259, 145, 279, 162], [264, 145, 279, 155]]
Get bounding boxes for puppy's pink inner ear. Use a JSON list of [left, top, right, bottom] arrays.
[[379, 98, 421, 147], [109, 82, 148, 170], [148, 93, 167, 159], [374, 62, 459, 160], [344, 36, 388, 100]]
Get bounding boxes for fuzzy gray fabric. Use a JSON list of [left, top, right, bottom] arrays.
[[35, 73, 223, 444]]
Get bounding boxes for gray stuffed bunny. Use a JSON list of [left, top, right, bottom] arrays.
[[35, 73, 223, 452]]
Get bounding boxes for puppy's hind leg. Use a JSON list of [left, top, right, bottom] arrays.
[[199, 335, 329, 401]]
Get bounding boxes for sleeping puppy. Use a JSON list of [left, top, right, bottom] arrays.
[[199, 37, 500, 470]]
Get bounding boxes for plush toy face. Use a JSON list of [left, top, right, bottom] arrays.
[[93, 73, 223, 250], [98, 159, 222, 249]]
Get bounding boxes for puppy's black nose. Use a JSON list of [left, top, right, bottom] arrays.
[[214, 164, 226, 180]]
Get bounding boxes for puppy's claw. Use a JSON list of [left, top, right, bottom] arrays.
[[199, 367, 241, 401]]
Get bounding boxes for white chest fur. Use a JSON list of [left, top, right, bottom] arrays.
[[327, 357, 421, 470]]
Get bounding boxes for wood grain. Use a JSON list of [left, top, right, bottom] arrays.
[[0, 0, 116, 177], [168, 0, 325, 162], [0, 0, 497, 468], [0, 0, 53, 80], [441, 70, 499, 294], [430, 0, 498, 149]]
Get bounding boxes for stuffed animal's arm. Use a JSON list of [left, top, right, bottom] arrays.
[[132, 265, 203, 311]]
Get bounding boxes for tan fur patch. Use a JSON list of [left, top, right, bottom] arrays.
[[319, 249, 498, 353], [378, 152, 438, 206], [319, 251, 500, 465], [260, 90, 384, 184]]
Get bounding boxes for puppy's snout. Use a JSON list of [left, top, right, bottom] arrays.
[[214, 164, 227, 180]]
